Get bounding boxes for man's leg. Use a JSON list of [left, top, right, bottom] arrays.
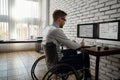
[[83, 52, 90, 68], [59, 53, 84, 69], [59, 51, 91, 79], [83, 53, 91, 80]]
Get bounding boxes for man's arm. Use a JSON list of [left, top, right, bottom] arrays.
[[52, 29, 81, 50]]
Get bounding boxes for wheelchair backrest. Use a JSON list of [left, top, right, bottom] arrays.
[[43, 42, 58, 68]]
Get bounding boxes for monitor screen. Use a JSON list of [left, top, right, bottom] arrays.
[[99, 22, 118, 40], [77, 23, 97, 38]]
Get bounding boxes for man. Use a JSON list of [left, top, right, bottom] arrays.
[[42, 10, 91, 79]]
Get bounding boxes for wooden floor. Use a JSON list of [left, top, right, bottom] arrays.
[[0, 51, 47, 80], [0, 51, 90, 80]]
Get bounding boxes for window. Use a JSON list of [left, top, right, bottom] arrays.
[[16, 23, 28, 40], [29, 25, 40, 39], [13, 0, 40, 40], [0, 0, 41, 40], [0, 0, 8, 40], [12, 0, 40, 20], [0, 0, 8, 15], [0, 22, 8, 40], [15, 23, 40, 40]]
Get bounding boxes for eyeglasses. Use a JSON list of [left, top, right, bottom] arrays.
[[61, 18, 66, 21]]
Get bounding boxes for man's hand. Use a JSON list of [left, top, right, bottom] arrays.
[[80, 39, 85, 46]]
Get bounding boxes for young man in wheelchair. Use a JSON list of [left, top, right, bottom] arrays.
[[42, 10, 91, 80]]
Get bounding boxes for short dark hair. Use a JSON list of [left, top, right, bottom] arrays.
[[53, 10, 67, 21]]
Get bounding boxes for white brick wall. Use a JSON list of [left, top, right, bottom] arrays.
[[95, 3, 104, 8], [105, 0, 117, 6], [111, 3, 120, 9], [100, 6, 110, 11], [105, 9, 117, 14], [99, 0, 108, 4], [111, 13, 120, 18], [49, 0, 120, 79]]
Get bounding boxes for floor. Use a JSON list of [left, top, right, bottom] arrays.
[[0, 51, 47, 80], [0, 51, 90, 80]]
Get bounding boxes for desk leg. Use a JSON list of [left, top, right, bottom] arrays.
[[95, 56, 100, 80]]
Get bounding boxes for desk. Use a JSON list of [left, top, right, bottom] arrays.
[[84, 47, 120, 80]]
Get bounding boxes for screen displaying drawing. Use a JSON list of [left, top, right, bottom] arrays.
[[99, 22, 118, 40], [78, 24, 93, 38], [77, 23, 97, 38]]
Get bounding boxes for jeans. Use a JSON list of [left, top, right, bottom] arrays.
[[59, 49, 90, 69]]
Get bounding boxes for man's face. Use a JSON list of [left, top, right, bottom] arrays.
[[59, 17, 66, 28]]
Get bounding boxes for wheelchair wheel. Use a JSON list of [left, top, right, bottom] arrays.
[[42, 64, 81, 80], [31, 55, 47, 80]]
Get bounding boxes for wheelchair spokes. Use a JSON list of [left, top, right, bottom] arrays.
[[42, 64, 80, 80]]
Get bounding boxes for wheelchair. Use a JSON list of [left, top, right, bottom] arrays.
[[31, 42, 90, 80]]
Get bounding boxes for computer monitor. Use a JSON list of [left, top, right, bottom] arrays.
[[98, 21, 120, 41], [77, 23, 97, 39]]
